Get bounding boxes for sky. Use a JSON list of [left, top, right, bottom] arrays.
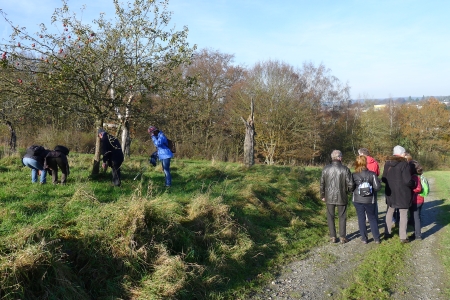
[[1, 0, 450, 100]]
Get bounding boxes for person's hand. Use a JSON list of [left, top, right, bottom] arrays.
[[321, 198, 326, 202]]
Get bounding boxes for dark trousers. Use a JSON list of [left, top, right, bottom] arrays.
[[409, 203, 423, 237], [326, 204, 347, 238], [46, 157, 69, 184], [354, 202, 380, 241], [109, 160, 122, 186]]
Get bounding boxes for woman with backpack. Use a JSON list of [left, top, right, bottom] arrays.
[[148, 126, 173, 187], [352, 155, 382, 244], [409, 160, 424, 240]]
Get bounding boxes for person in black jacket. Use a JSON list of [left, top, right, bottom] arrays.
[[98, 128, 124, 187], [352, 155, 382, 244], [22, 145, 50, 184], [320, 150, 354, 244], [44, 145, 70, 185], [382, 145, 415, 243]]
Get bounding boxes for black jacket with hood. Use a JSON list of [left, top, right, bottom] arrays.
[[100, 132, 124, 164], [382, 155, 414, 209]]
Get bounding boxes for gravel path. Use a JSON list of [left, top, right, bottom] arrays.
[[250, 178, 448, 299]]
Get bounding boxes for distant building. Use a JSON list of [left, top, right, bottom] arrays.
[[373, 104, 387, 111]]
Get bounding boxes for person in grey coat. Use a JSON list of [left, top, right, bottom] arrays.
[[320, 150, 354, 244]]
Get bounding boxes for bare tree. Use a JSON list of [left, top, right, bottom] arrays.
[[241, 97, 255, 167]]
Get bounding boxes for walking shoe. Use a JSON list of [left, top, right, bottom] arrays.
[[400, 239, 410, 244], [384, 233, 392, 240], [374, 240, 381, 244], [330, 237, 337, 243], [410, 234, 422, 240], [361, 238, 368, 244], [340, 237, 349, 244]]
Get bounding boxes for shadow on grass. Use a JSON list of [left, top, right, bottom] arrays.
[[422, 198, 449, 239], [347, 197, 450, 243]]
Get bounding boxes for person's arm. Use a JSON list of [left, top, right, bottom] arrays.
[[381, 165, 389, 184], [412, 176, 422, 193], [402, 163, 415, 188], [374, 162, 380, 177], [152, 133, 168, 148], [320, 171, 326, 201], [346, 168, 354, 193], [351, 174, 357, 192], [62, 154, 70, 175], [372, 172, 382, 192]]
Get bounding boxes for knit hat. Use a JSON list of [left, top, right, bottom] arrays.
[[393, 145, 406, 156], [148, 126, 158, 134], [98, 128, 106, 134]]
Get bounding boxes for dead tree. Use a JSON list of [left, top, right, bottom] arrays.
[[0, 110, 17, 153], [5, 121, 16, 153], [241, 97, 255, 167]]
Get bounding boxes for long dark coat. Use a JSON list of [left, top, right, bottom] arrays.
[[382, 155, 414, 209]]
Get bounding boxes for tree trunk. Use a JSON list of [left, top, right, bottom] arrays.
[[92, 119, 103, 175], [5, 121, 16, 153], [121, 120, 131, 158], [117, 94, 133, 158], [241, 97, 255, 167]]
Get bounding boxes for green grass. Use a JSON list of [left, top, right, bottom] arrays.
[[0, 153, 333, 299], [427, 171, 450, 298]]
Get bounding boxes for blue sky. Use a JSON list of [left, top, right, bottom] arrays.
[[1, 0, 449, 99]]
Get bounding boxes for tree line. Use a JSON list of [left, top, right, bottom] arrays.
[[1, 0, 449, 170]]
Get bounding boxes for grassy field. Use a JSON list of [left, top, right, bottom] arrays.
[[0, 152, 337, 299], [2, 152, 448, 299]]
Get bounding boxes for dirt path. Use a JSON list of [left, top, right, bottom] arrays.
[[391, 178, 448, 300], [250, 178, 448, 299]]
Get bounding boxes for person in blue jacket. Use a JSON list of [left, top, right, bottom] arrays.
[[148, 126, 173, 187]]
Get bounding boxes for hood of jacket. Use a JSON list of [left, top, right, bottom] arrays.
[[384, 155, 407, 168], [366, 155, 377, 165]]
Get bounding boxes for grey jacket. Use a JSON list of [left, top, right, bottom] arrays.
[[320, 160, 354, 205]]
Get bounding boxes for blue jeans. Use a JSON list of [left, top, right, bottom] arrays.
[[354, 202, 380, 241], [161, 158, 171, 187], [22, 157, 47, 183]]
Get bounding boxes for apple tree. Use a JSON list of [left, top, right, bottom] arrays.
[[0, 0, 195, 174]]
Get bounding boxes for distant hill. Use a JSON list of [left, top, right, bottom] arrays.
[[353, 95, 450, 103]]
